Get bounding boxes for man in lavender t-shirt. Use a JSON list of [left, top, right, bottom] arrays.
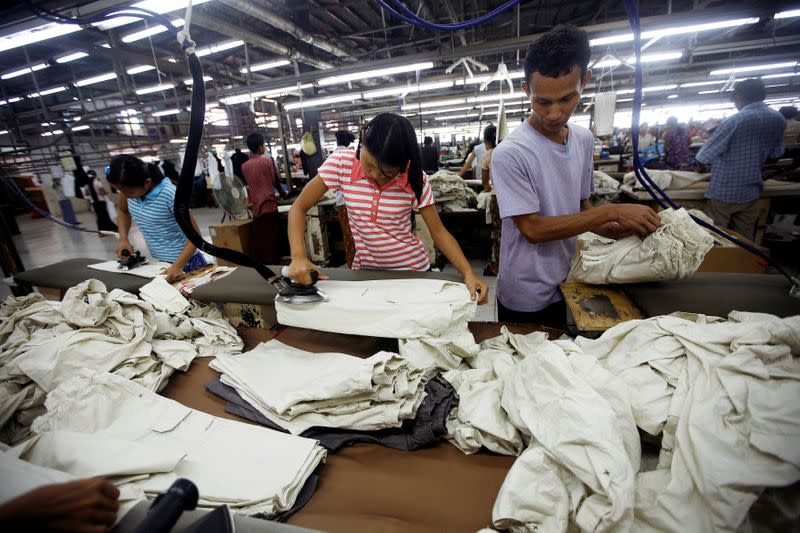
[[491, 26, 661, 326]]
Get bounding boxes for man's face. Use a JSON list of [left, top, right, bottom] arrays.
[[522, 65, 590, 135]]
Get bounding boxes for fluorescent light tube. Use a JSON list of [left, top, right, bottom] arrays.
[[122, 19, 184, 43], [319, 62, 434, 86], [55, 51, 88, 64], [183, 76, 213, 85], [152, 108, 181, 116], [126, 65, 156, 75], [196, 40, 244, 57], [284, 93, 360, 110], [1, 62, 48, 80], [240, 60, 291, 74], [710, 61, 798, 76], [71, 125, 90, 131], [589, 17, 759, 47], [76, 72, 116, 87], [135, 83, 174, 95], [775, 9, 800, 19], [29, 86, 67, 98], [363, 80, 454, 99]]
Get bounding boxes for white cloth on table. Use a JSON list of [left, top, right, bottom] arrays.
[[138, 277, 190, 315], [622, 169, 709, 190], [28, 371, 326, 516], [210, 339, 427, 435], [594, 171, 621, 190], [88, 260, 172, 278], [567, 208, 714, 284], [0, 280, 242, 445], [276, 279, 476, 339]]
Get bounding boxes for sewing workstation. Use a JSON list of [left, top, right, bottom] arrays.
[[0, 1, 799, 532]]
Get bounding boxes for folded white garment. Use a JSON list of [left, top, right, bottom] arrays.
[[275, 278, 477, 339], [89, 260, 172, 278], [211, 340, 427, 435], [567, 208, 714, 284], [594, 171, 621, 190], [30, 371, 326, 516], [138, 277, 190, 315]]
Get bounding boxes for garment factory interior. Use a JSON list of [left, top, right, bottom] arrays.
[[0, 0, 799, 531]]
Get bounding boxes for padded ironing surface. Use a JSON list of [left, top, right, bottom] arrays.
[[160, 323, 546, 533], [190, 266, 463, 305], [623, 273, 800, 318], [14, 258, 149, 294]]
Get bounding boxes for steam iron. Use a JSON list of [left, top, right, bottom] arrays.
[[271, 266, 328, 304], [118, 249, 148, 271]]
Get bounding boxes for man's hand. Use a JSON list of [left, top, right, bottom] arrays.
[[0, 477, 120, 532], [602, 204, 661, 238], [696, 162, 709, 173], [593, 221, 635, 240], [162, 263, 185, 283], [115, 240, 134, 260]]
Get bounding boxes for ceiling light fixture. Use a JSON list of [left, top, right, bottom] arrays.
[[401, 98, 468, 111], [126, 65, 156, 75], [239, 59, 291, 74], [183, 76, 213, 85], [28, 86, 67, 98], [775, 9, 800, 19], [121, 19, 185, 43], [152, 108, 182, 116], [285, 93, 360, 110], [1, 62, 48, 80], [709, 61, 798, 76], [679, 80, 727, 88], [71, 125, 90, 131], [76, 72, 116, 87], [196, 40, 244, 57], [589, 17, 759, 47], [135, 83, 174, 95], [0, 97, 22, 105], [592, 51, 683, 69], [55, 51, 88, 64], [363, 80, 455, 99], [319, 62, 434, 86]]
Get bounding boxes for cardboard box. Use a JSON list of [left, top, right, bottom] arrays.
[[697, 229, 768, 274], [209, 219, 253, 267]]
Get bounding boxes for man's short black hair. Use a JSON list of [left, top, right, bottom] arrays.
[[524, 25, 591, 83], [733, 78, 766, 105], [246, 132, 264, 153], [779, 106, 798, 120], [483, 125, 497, 144], [423, 136, 433, 145], [335, 130, 355, 146]]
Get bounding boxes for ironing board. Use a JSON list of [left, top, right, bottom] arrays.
[[13, 257, 150, 295]]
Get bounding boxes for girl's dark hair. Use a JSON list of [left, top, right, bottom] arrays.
[[107, 154, 165, 188], [358, 113, 423, 201]]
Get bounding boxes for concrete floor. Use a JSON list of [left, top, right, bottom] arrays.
[[4, 208, 499, 321]]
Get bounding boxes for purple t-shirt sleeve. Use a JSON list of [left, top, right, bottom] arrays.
[[491, 147, 540, 218], [581, 135, 595, 200]]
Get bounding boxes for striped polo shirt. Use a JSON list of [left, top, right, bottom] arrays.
[[318, 149, 435, 270], [126, 179, 188, 263]]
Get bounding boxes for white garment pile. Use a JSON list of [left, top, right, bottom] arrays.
[[428, 170, 478, 212], [0, 279, 243, 444], [89, 260, 173, 278], [594, 171, 621, 191], [473, 312, 800, 533], [567, 208, 714, 284], [18, 371, 325, 516], [210, 339, 427, 435], [623, 169, 709, 190]]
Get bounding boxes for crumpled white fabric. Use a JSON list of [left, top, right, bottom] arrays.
[[0, 280, 243, 444], [28, 371, 326, 516], [428, 170, 478, 211], [477, 191, 494, 224], [138, 277, 190, 315], [594, 171, 621, 190], [211, 340, 427, 435], [567, 208, 714, 284], [622, 169, 709, 190], [277, 279, 477, 339]]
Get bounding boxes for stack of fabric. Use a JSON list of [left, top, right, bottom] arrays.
[[0, 278, 242, 444], [623, 169, 709, 190], [210, 339, 428, 435], [594, 170, 621, 191], [13, 371, 325, 517], [427, 170, 478, 212], [275, 278, 479, 375], [567, 208, 714, 284]]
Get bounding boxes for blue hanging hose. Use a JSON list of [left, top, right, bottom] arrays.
[[376, 0, 520, 31], [623, 0, 798, 286]]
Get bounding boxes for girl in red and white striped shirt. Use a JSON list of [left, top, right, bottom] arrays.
[[288, 113, 488, 304]]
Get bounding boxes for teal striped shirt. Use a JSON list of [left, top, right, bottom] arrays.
[[127, 180, 188, 263]]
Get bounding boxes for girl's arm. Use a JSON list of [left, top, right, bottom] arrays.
[[458, 152, 476, 177], [164, 213, 201, 282], [287, 176, 330, 285], [116, 193, 134, 258], [419, 205, 489, 304]]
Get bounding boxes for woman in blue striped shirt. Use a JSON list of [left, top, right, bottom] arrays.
[[107, 155, 207, 281]]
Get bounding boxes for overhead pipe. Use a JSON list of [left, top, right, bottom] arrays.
[[217, 0, 354, 61], [190, 12, 333, 70]]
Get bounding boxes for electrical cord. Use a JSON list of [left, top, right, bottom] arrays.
[[376, 0, 521, 31], [622, 0, 799, 287]]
